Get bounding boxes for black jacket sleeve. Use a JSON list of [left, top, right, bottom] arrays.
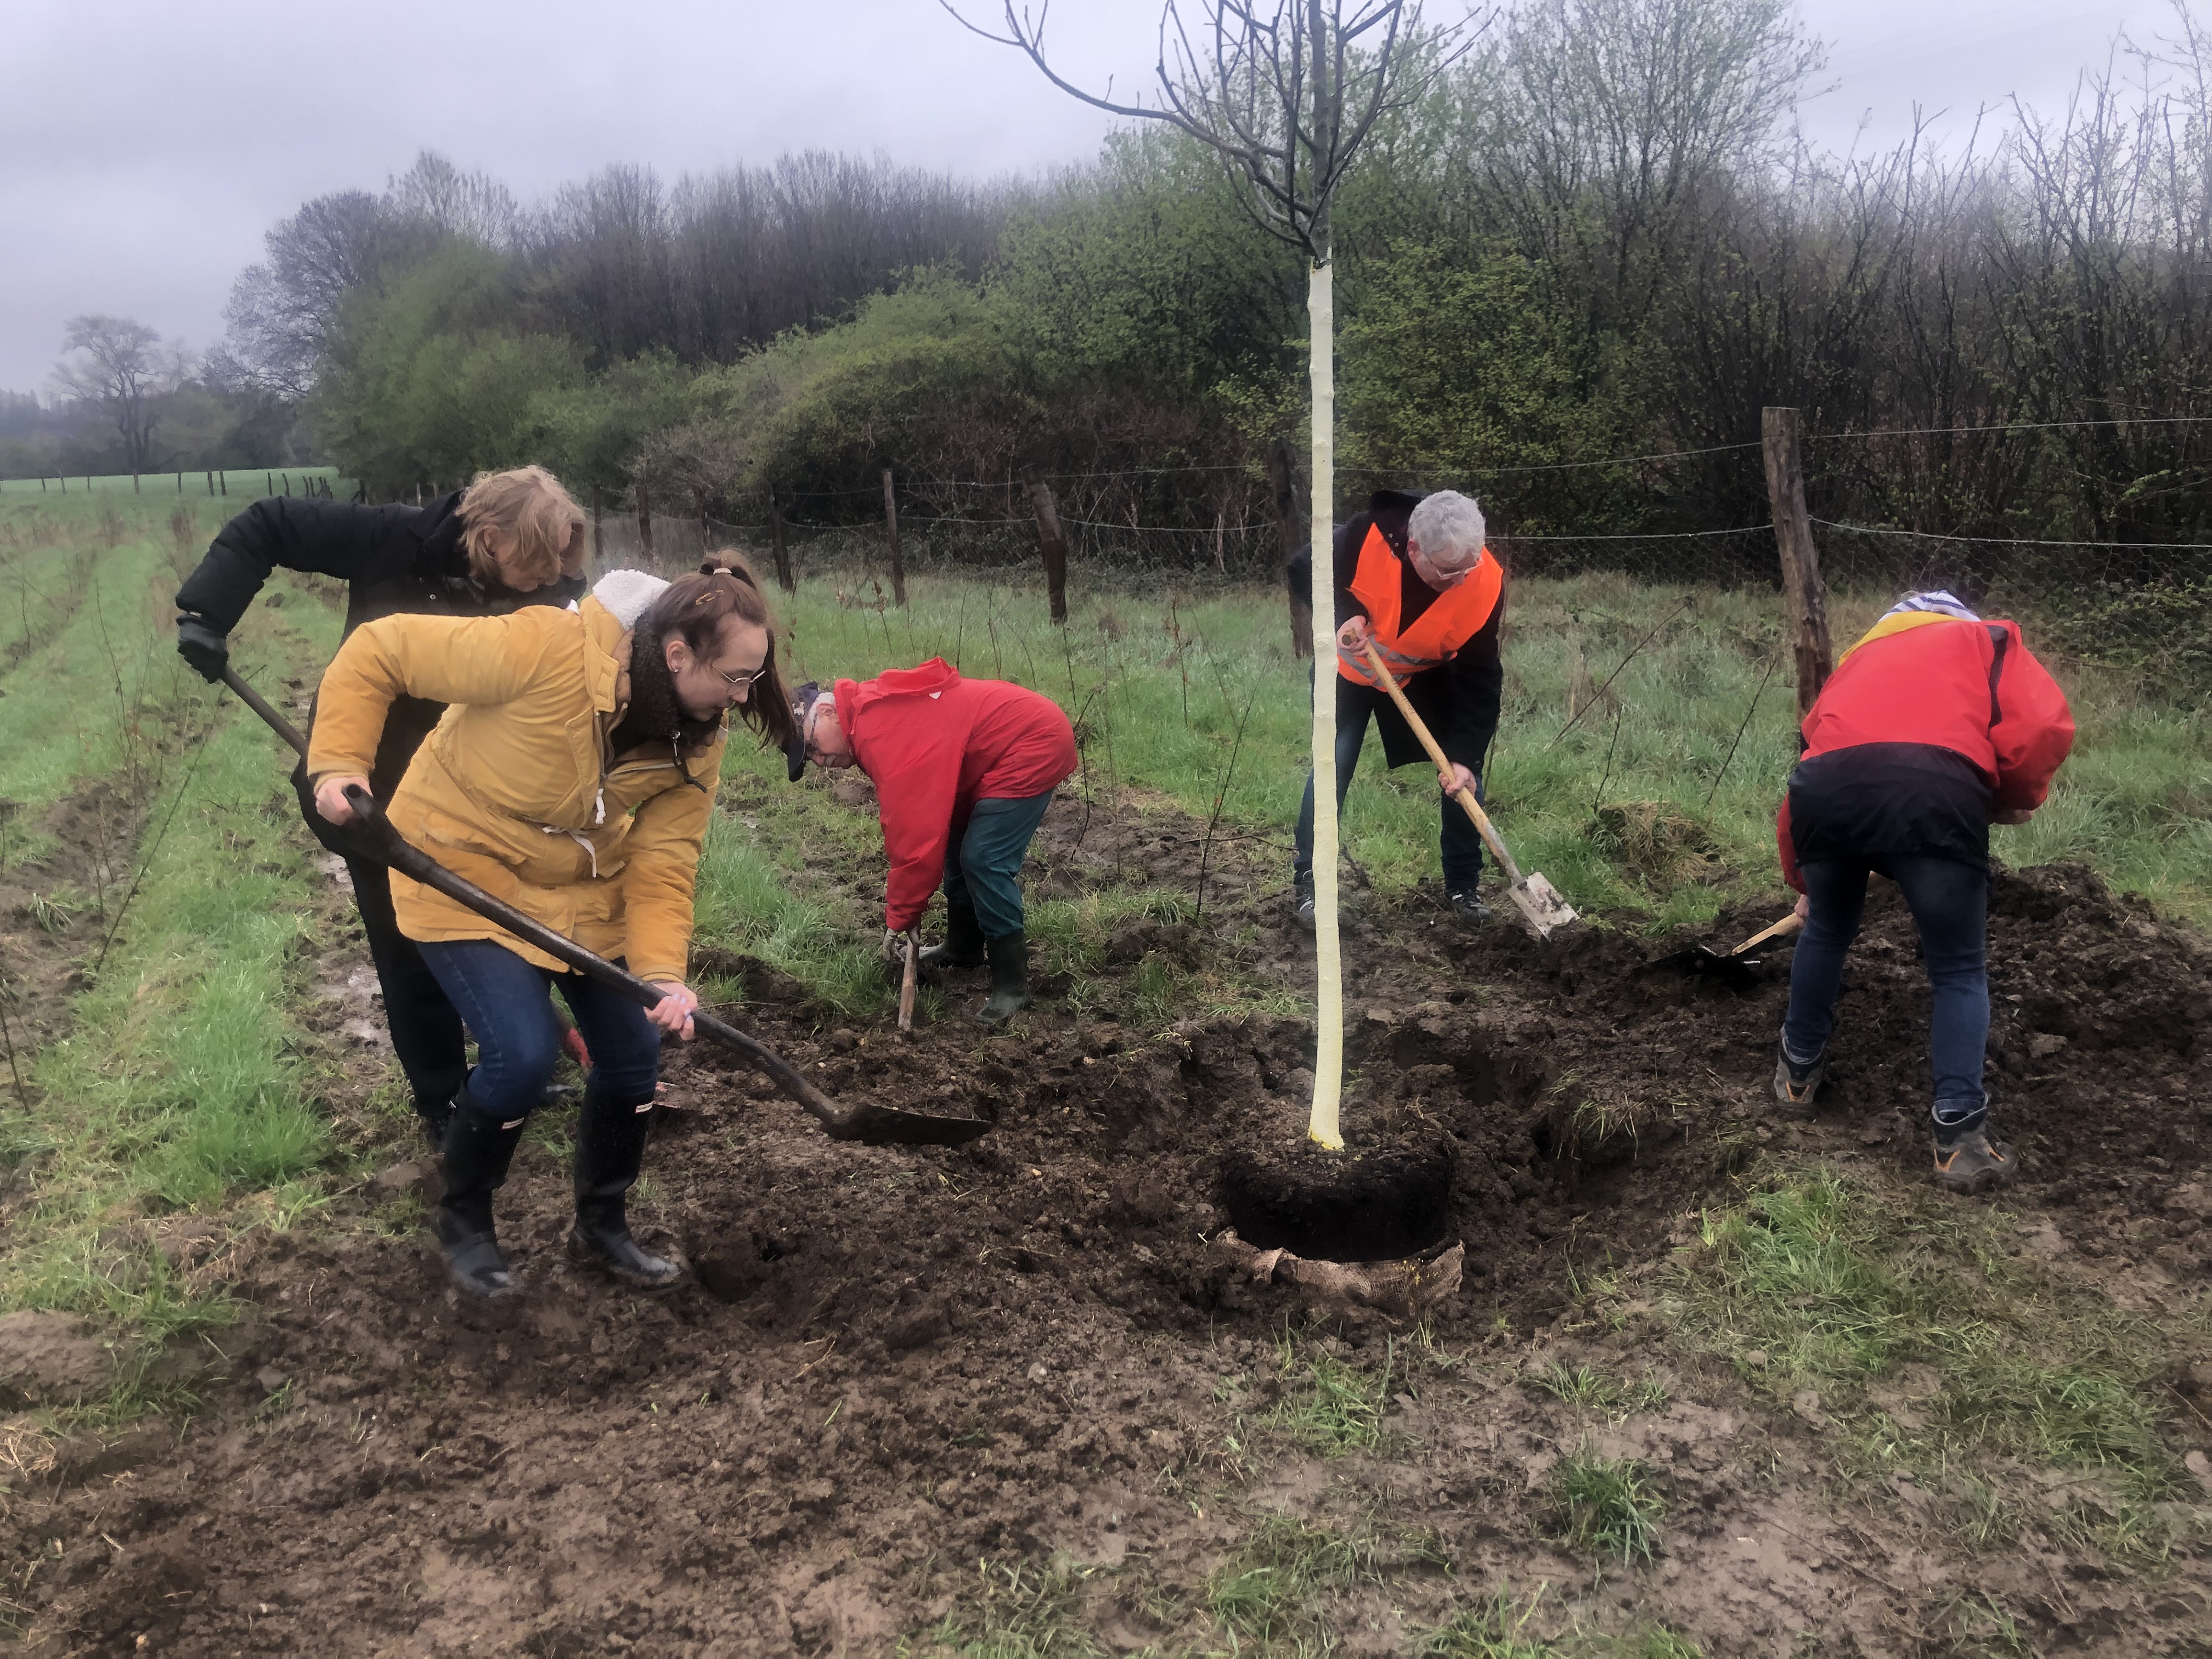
[[1440, 589, 1505, 771], [175, 498, 428, 634]]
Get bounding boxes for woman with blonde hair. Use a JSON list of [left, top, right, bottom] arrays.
[[309, 555, 795, 1298], [174, 466, 590, 1149]]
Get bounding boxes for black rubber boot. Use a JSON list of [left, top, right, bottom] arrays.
[[567, 1086, 682, 1289], [919, 902, 987, 973], [976, 932, 1032, 1026], [435, 1102, 525, 1300]]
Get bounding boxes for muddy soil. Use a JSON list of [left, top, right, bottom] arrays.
[[5, 789, 2210, 1657]]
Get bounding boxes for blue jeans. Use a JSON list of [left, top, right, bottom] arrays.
[[1293, 704, 1485, 892], [418, 939, 663, 1125], [944, 792, 1055, 939], [1782, 856, 1989, 1128]]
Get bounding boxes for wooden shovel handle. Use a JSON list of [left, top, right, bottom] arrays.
[[1731, 912, 1805, 956], [898, 934, 917, 1031], [1358, 637, 1525, 885]]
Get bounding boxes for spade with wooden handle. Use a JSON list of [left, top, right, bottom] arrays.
[[1651, 911, 1804, 988], [898, 934, 918, 1032], [1359, 637, 1578, 940]]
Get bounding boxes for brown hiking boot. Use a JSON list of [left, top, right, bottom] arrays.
[[1932, 1124, 2016, 1194]]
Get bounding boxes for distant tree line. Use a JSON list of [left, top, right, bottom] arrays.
[[163, 0, 2212, 580], [1, 315, 307, 481]]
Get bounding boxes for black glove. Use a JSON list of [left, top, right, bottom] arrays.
[[176, 616, 228, 683]]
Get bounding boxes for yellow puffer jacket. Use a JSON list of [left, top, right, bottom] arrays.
[[306, 595, 725, 985]]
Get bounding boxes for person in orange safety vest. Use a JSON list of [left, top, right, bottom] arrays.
[[1285, 488, 1504, 929]]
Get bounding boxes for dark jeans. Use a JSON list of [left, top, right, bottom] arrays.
[[1783, 856, 1990, 1128], [417, 938, 663, 1125], [1292, 703, 1484, 893], [348, 857, 469, 1115], [944, 792, 1056, 939]]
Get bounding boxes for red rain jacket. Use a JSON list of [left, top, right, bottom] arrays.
[[837, 659, 1079, 930], [1776, 616, 2074, 890]]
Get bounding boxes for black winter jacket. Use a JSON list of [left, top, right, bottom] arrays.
[[1285, 489, 1505, 772], [176, 492, 586, 852]]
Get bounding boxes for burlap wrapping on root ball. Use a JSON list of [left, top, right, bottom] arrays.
[[1211, 1231, 1463, 1322]]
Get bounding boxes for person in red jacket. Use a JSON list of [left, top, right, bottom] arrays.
[[1773, 591, 2075, 1193], [790, 659, 1078, 1023]]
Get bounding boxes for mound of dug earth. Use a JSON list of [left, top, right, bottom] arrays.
[[8, 862, 2207, 1657]]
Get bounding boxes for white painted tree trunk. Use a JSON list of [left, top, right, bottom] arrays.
[[1305, 254, 1345, 1150]]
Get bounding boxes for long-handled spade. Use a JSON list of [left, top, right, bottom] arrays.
[[220, 667, 989, 1148], [1358, 639, 1577, 940]]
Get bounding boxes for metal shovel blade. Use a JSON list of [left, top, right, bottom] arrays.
[[1504, 872, 1578, 940], [823, 1101, 993, 1147]]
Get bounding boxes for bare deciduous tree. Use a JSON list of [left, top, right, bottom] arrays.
[[50, 315, 187, 472], [943, 0, 1479, 1147]]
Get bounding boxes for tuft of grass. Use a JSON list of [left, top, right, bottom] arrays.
[[1529, 1362, 1669, 1418], [1634, 1628, 1707, 1659], [904, 1558, 1102, 1658], [1204, 1514, 1378, 1652], [1267, 1334, 1392, 1457], [1415, 1587, 1562, 1658], [1550, 1449, 1665, 1564]]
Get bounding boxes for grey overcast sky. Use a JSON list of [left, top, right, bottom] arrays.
[[0, 0, 2148, 392]]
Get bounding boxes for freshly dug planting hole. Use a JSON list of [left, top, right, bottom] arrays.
[[1216, 1132, 1454, 1262]]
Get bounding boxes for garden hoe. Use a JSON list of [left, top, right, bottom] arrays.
[[1358, 640, 1577, 940], [1651, 911, 1804, 990], [221, 667, 989, 1148]]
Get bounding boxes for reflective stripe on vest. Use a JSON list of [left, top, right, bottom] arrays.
[[1334, 522, 1503, 687]]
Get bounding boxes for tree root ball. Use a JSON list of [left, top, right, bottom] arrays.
[[1215, 1133, 1454, 1263]]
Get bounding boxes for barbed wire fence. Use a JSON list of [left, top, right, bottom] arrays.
[[579, 413, 2211, 696]]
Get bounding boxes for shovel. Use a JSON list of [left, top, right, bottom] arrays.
[[898, 935, 918, 1033], [1357, 640, 1578, 940], [220, 666, 988, 1148], [1650, 911, 1804, 989]]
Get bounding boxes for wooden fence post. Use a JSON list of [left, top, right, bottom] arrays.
[[1269, 438, 1310, 656], [174, 471, 182, 493], [695, 489, 711, 561], [204, 470, 213, 495], [881, 467, 906, 606], [132, 472, 140, 493], [1031, 482, 1068, 625], [219, 471, 227, 496], [1760, 407, 1834, 716], [591, 487, 602, 563], [635, 481, 654, 561], [769, 486, 794, 593]]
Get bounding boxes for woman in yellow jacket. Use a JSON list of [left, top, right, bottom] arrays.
[[308, 556, 795, 1299]]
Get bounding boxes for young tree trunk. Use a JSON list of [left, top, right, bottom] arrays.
[[1306, 249, 1345, 1151], [635, 482, 654, 561]]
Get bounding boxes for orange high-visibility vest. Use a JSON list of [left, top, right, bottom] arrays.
[[1334, 522, 1503, 688]]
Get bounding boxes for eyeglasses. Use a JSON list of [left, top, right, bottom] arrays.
[[705, 664, 766, 691]]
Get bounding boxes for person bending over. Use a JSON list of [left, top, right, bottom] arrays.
[[791, 661, 1076, 1025], [309, 556, 795, 1299], [1286, 488, 1504, 929], [175, 467, 589, 1150], [1773, 590, 2074, 1193]]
